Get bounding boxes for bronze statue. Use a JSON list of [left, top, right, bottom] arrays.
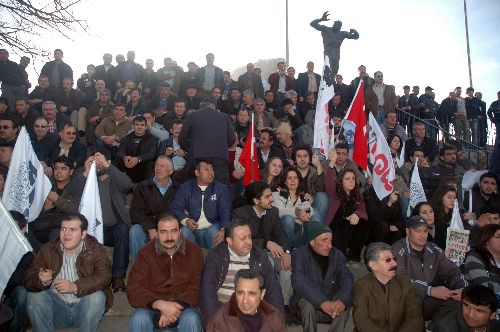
[[310, 11, 359, 75]]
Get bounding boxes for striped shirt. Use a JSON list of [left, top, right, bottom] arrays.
[[51, 241, 83, 304], [217, 247, 250, 303]]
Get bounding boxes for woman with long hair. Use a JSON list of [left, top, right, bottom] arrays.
[[261, 156, 284, 192], [324, 149, 368, 261], [463, 224, 500, 312], [272, 167, 315, 249], [387, 134, 403, 160], [430, 185, 461, 250]]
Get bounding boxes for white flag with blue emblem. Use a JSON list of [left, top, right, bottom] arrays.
[[0, 200, 33, 296], [78, 161, 103, 243], [313, 55, 335, 156], [2, 127, 51, 221]]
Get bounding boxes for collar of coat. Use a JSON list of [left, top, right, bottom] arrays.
[[154, 234, 186, 256]]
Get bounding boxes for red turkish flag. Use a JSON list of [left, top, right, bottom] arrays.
[[345, 80, 368, 170], [239, 115, 260, 186]]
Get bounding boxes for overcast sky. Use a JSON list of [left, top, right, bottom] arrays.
[[13, 0, 500, 110]]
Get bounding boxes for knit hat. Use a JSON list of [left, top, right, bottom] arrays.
[[308, 222, 332, 241], [406, 215, 427, 229], [276, 122, 292, 136]]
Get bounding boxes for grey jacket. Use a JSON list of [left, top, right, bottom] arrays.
[[392, 237, 467, 299]]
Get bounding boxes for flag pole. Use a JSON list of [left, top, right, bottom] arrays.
[[251, 113, 255, 183]]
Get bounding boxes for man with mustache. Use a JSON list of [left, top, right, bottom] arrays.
[[392, 215, 467, 329], [353, 242, 423, 332], [200, 219, 285, 323], [127, 213, 203, 332]]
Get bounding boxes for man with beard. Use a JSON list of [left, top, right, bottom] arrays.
[[127, 213, 203, 332], [463, 172, 500, 219], [353, 242, 423, 331]]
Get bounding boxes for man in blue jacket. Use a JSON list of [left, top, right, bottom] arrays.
[[170, 159, 231, 249], [291, 222, 354, 332], [199, 219, 284, 323]]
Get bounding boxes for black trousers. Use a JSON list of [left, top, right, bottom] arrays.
[[331, 219, 371, 261], [103, 223, 129, 278]]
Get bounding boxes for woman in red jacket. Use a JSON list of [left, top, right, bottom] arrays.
[[324, 149, 368, 261]]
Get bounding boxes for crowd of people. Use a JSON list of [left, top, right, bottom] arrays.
[[1, 47, 500, 332]]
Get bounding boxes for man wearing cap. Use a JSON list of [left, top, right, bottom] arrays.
[[353, 242, 423, 332], [290, 222, 354, 332], [392, 215, 467, 328], [179, 97, 237, 184]]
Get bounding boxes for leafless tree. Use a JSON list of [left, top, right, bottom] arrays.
[[0, 0, 88, 57]]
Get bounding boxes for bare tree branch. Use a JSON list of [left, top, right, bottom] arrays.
[[0, 0, 88, 58]]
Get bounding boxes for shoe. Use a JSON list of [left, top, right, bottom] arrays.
[[112, 277, 126, 293], [284, 305, 301, 326]]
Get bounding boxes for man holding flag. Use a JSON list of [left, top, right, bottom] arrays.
[[75, 149, 133, 292]]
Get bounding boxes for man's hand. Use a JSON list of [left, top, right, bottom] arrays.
[[387, 191, 399, 207], [102, 136, 115, 146], [186, 219, 198, 231], [431, 286, 453, 300], [152, 300, 183, 324], [463, 212, 476, 220], [321, 11, 330, 21], [212, 230, 225, 246], [311, 155, 323, 174], [280, 252, 291, 271], [38, 268, 53, 286], [389, 225, 399, 232], [94, 153, 109, 169], [165, 147, 175, 156], [175, 149, 186, 157], [450, 288, 463, 302], [346, 213, 359, 225], [266, 241, 285, 258], [320, 301, 335, 316], [53, 279, 77, 294], [128, 157, 140, 168], [148, 229, 158, 240], [59, 105, 68, 114], [46, 191, 59, 203], [83, 156, 95, 177], [328, 149, 337, 168], [232, 168, 244, 179], [331, 300, 346, 317]]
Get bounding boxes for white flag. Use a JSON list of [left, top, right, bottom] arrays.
[[408, 158, 427, 216], [78, 162, 103, 243], [0, 200, 33, 295], [368, 113, 395, 200], [450, 198, 464, 230], [313, 55, 335, 156], [397, 140, 405, 168], [2, 127, 51, 221]]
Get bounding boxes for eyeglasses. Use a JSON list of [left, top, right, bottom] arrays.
[[35, 125, 48, 128], [0, 125, 12, 129]]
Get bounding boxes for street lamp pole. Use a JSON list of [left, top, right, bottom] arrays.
[[285, 0, 289, 65], [463, 0, 473, 88]]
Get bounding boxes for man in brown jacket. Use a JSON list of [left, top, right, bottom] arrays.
[[353, 242, 423, 332], [25, 213, 112, 332], [365, 71, 397, 124], [127, 212, 204, 332], [206, 269, 286, 332]]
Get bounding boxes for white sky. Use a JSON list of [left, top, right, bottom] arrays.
[[12, 0, 500, 108]]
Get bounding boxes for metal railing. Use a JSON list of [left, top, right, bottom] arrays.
[[394, 107, 492, 169]]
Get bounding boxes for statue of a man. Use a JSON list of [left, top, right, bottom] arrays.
[[310, 11, 359, 76]]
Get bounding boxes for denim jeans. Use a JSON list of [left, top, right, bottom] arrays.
[[312, 192, 329, 224], [27, 290, 105, 332], [376, 106, 385, 124], [128, 308, 201, 332], [129, 224, 149, 264], [180, 223, 220, 249], [469, 118, 479, 146], [280, 215, 310, 249], [103, 223, 129, 278], [6, 286, 28, 332]]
